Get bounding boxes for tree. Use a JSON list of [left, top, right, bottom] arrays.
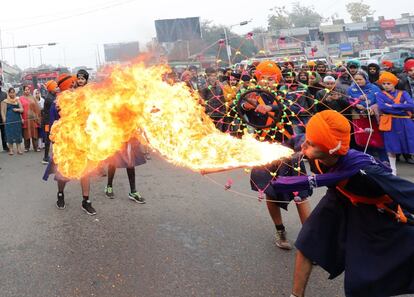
[[346, 1, 374, 23], [289, 2, 323, 28], [199, 20, 258, 64], [268, 6, 291, 30], [268, 3, 323, 30]]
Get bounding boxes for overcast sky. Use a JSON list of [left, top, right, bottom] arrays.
[[0, 0, 412, 70]]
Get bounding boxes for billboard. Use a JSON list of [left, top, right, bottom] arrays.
[[155, 17, 201, 43], [104, 42, 140, 62], [380, 20, 396, 29], [339, 43, 353, 55]]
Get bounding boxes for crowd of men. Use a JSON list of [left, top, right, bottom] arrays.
[[171, 58, 414, 174]]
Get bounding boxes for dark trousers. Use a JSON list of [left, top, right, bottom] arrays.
[[0, 120, 8, 151], [44, 131, 51, 160]]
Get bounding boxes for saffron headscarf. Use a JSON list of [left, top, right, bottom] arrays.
[[255, 60, 282, 82], [306, 110, 351, 155], [57, 74, 76, 92], [377, 71, 399, 86], [45, 80, 58, 92]]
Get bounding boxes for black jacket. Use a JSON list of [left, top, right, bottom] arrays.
[[397, 74, 414, 97], [200, 84, 225, 119], [42, 92, 56, 125]]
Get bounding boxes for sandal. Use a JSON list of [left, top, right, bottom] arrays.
[[8, 151, 14, 155], [17, 151, 23, 155]]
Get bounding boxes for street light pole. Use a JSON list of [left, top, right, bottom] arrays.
[[223, 27, 231, 66], [0, 28, 3, 61], [38, 47, 43, 65], [223, 20, 252, 66]]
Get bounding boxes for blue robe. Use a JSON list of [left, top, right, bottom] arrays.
[[272, 150, 414, 297], [243, 91, 311, 209], [376, 90, 414, 154], [43, 102, 63, 181]]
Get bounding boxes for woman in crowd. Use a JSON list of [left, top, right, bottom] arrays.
[[347, 70, 388, 162], [297, 70, 309, 87], [34, 89, 45, 149], [20, 85, 41, 152], [376, 72, 414, 175], [367, 61, 380, 84], [0, 88, 24, 155], [307, 71, 324, 98]]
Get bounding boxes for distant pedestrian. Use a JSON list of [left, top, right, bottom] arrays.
[[34, 89, 45, 149], [0, 85, 9, 152], [20, 85, 41, 152], [0, 88, 24, 155]]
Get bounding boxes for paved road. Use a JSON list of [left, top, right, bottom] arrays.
[[1, 151, 413, 297]]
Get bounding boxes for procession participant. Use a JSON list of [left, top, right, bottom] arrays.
[[271, 110, 414, 297], [242, 60, 311, 250], [43, 73, 97, 215], [104, 137, 146, 203], [42, 80, 58, 164], [376, 72, 414, 174], [395, 58, 414, 164]]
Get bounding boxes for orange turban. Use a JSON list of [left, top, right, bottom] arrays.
[[377, 71, 399, 86], [382, 60, 394, 68], [57, 73, 76, 92], [306, 110, 351, 156], [255, 60, 282, 82], [45, 80, 58, 92]]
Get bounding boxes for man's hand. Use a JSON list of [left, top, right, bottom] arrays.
[[242, 102, 256, 110], [355, 104, 365, 110], [255, 104, 272, 114]]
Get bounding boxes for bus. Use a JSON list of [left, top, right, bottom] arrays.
[[21, 67, 70, 94]]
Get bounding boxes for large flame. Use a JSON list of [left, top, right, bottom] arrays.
[[51, 63, 293, 179]]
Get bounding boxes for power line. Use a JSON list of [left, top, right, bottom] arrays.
[[4, 0, 138, 32], [0, 0, 127, 23]]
